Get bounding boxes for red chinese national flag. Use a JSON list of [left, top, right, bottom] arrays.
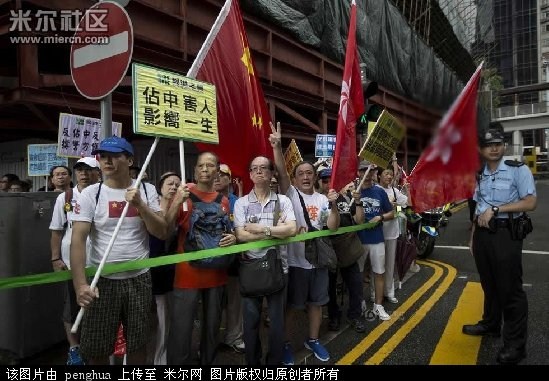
[[408, 63, 483, 213], [108, 201, 139, 218], [330, 0, 364, 192], [192, 0, 272, 192]]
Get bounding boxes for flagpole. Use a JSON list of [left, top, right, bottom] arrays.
[[177, 0, 233, 202], [71, 137, 160, 333]]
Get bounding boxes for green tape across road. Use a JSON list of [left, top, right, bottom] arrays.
[[0, 222, 378, 291]]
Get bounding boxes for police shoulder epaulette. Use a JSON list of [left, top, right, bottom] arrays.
[[504, 160, 525, 167]]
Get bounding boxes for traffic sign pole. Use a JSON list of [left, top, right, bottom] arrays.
[[101, 94, 112, 138]]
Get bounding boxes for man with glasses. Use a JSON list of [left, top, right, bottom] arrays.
[[462, 122, 537, 364], [233, 156, 297, 365], [49, 157, 100, 365], [269, 122, 340, 365]]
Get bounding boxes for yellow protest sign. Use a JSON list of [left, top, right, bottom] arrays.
[[132, 63, 218, 143], [359, 109, 406, 168], [284, 139, 303, 177]]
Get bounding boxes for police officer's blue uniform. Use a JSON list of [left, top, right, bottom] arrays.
[[470, 156, 536, 363]]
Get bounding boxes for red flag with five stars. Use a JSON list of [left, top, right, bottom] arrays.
[[108, 201, 139, 218], [408, 63, 483, 213], [330, 0, 364, 192], [193, 0, 272, 192]]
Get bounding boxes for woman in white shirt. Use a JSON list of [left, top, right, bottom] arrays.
[[376, 167, 408, 303]]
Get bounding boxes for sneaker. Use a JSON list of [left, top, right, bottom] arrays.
[[282, 342, 294, 365], [348, 318, 366, 333], [226, 340, 245, 353], [385, 296, 399, 304], [66, 346, 84, 365], [409, 263, 421, 273], [372, 304, 391, 321], [304, 338, 330, 362]]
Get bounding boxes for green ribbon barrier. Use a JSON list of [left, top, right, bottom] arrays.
[[0, 222, 378, 291]]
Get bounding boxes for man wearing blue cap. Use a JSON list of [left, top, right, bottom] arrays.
[[462, 122, 537, 364], [70, 136, 168, 364]]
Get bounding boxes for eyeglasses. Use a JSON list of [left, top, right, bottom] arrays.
[[249, 165, 270, 173], [321, 179, 330, 184]]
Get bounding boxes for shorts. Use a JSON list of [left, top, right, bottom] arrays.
[[80, 271, 152, 359], [363, 243, 386, 274], [286, 267, 329, 309], [62, 280, 79, 324]]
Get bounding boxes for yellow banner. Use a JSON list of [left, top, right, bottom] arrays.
[[359, 109, 406, 168], [284, 139, 303, 177], [132, 63, 218, 143]]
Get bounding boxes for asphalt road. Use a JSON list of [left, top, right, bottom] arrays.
[[19, 180, 549, 366]]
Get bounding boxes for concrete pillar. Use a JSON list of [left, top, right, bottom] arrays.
[[512, 130, 522, 156]]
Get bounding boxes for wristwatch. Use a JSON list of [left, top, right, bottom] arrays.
[[491, 206, 499, 216], [264, 226, 272, 237], [380, 214, 385, 222]]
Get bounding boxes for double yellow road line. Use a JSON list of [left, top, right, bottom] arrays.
[[336, 259, 484, 365]]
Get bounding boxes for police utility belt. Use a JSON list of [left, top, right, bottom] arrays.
[[478, 213, 533, 240]]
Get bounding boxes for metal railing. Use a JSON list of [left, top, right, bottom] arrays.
[[493, 102, 549, 120]]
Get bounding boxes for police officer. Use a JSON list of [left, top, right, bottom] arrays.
[[462, 122, 537, 365]]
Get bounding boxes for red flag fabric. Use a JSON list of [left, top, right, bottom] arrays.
[[330, 0, 364, 192], [108, 201, 139, 218], [408, 63, 483, 213], [193, 0, 272, 192]]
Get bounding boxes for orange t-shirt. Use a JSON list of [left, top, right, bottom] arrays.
[[173, 185, 230, 289]]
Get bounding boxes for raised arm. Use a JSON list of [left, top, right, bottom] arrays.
[[269, 121, 291, 195]]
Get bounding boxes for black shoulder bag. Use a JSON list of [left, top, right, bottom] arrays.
[[239, 196, 285, 297], [296, 191, 337, 271]]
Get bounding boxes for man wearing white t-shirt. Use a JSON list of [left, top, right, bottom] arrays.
[[50, 157, 100, 365], [269, 122, 340, 365], [71, 136, 168, 364]]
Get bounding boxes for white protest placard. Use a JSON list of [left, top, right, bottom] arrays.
[[28, 144, 68, 176], [57, 113, 122, 158], [315, 134, 336, 158]]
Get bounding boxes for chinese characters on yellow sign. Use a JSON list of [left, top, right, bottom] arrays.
[[284, 139, 303, 177], [359, 110, 406, 168], [132, 63, 218, 143]]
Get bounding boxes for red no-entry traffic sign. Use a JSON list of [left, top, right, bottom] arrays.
[[70, 1, 134, 100]]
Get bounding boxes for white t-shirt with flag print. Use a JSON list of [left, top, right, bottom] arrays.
[[71, 180, 161, 279]]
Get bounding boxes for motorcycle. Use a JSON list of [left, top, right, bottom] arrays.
[[404, 204, 452, 259]]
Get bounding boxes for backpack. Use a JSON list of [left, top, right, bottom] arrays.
[[185, 192, 234, 269]]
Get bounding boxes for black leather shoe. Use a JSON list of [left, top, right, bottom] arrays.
[[497, 346, 526, 364], [462, 323, 500, 337]]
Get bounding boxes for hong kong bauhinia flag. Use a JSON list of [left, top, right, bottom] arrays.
[[330, 0, 364, 192], [408, 62, 483, 213], [189, 0, 272, 191]]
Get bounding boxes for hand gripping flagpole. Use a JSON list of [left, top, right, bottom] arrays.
[[71, 138, 160, 333]]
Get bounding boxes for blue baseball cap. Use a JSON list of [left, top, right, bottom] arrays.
[[91, 136, 134, 156], [319, 168, 332, 179]]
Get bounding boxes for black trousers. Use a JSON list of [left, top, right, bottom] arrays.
[[472, 226, 528, 349]]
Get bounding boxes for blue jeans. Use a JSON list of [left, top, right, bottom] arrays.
[[241, 276, 287, 365]]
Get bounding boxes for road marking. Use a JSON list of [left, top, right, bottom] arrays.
[[436, 245, 549, 255], [336, 259, 443, 365], [73, 31, 129, 68], [430, 282, 483, 364], [365, 260, 457, 365]]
